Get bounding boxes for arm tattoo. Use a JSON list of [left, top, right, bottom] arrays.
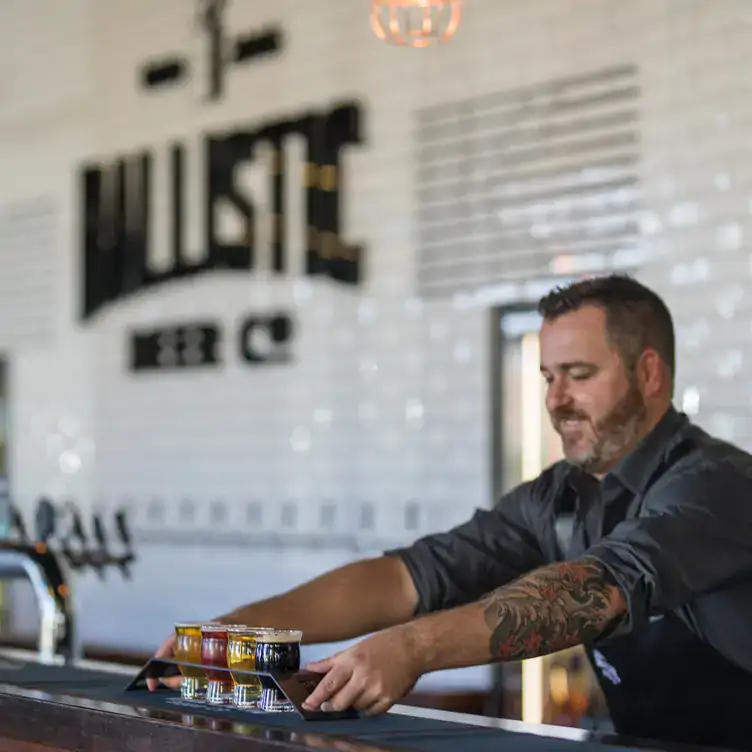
[[481, 557, 627, 660]]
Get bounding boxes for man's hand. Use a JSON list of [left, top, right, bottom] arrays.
[[146, 633, 182, 691], [302, 626, 424, 716]]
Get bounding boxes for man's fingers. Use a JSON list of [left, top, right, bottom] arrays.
[[303, 665, 351, 711], [361, 696, 393, 717], [147, 634, 176, 692], [160, 676, 183, 689], [147, 675, 182, 691], [305, 657, 335, 674], [325, 675, 369, 713]]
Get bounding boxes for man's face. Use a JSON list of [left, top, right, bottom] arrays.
[[539, 305, 647, 475]]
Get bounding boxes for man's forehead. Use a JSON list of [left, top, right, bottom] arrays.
[[540, 304, 606, 329], [539, 307, 614, 362]]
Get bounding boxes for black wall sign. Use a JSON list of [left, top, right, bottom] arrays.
[[79, 2, 367, 373], [140, 0, 282, 101], [81, 102, 364, 320], [130, 322, 222, 371], [129, 312, 294, 371]]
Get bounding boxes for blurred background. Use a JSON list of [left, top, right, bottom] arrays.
[[0, 0, 747, 733]]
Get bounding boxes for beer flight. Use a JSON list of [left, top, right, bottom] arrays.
[[174, 623, 303, 712]]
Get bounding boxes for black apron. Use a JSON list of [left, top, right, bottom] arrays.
[[587, 612, 752, 750], [555, 476, 752, 751]]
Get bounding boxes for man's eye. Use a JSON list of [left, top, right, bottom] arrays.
[[570, 370, 592, 381]]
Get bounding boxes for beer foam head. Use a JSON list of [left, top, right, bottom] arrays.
[[226, 625, 275, 633], [174, 621, 206, 633], [255, 629, 303, 644], [200, 623, 235, 635]]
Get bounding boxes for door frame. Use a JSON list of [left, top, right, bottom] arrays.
[[489, 303, 542, 504], [486, 303, 543, 720]]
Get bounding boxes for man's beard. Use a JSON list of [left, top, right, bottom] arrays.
[[552, 380, 647, 475]]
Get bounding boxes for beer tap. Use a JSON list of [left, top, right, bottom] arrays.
[[34, 497, 56, 545], [9, 504, 29, 544], [86, 509, 136, 579], [58, 502, 96, 575], [0, 497, 79, 663], [90, 512, 109, 577], [113, 509, 135, 579]]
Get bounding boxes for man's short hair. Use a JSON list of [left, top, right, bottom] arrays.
[[537, 274, 676, 388]]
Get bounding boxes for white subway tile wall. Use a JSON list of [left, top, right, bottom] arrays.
[[1, 0, 751, 691]]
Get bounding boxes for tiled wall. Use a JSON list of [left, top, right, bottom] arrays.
[[1, 0, 751, 692]]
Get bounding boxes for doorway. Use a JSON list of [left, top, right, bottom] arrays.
[[0, 357, 8, 534], [491, 308, 604, 728], [0, 358, 9, 634], [496, 309, 562, 497]]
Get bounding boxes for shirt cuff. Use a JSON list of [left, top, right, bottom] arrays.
[[583, 545, 649, 641], [383, 545, 435, 615]]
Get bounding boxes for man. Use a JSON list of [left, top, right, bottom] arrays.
[[150, 274, 752, 748]]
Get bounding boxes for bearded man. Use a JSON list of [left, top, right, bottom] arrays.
[[151, 274, 752, 749]]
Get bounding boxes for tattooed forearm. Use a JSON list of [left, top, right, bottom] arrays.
[[481, 557, 627, 661], [397, 557, 628, 676]]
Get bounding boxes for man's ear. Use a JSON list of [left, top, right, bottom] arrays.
[[635, 348, 664, 398]]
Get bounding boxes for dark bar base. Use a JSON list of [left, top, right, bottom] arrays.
[[0, 652, 734, 752], [0, 692, 289, 752]]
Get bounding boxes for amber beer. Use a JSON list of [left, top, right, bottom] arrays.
[[254, 629, 303, 712], [173, 622, 208, 700], [200, 624, 239, 704], [227, 627, 265, 708]]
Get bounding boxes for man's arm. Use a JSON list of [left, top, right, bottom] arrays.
[[302, 556, 627, 713], [216, 556, 419, 644], [388, 474, 551, 615], [414, 556, 627, 671], [150, 471, 549, 693], [304, 464, 752, 714], [215, 475, 544, 642], [482, 557, 627, 660], [147, 555, 418, 690]]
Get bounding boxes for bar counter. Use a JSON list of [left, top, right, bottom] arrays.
[[0, 649, 728, 752]]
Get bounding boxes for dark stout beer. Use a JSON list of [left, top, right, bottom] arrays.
[[255, 631, 302, 674], [254, 629, 303, 712]]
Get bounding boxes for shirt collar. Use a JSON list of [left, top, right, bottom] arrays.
[[609, 405, 687, 493], [565, 405, 688, 495]]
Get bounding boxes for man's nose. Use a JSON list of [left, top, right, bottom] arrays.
[[546, 379, 573, 411]]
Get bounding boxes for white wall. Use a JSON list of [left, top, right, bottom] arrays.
[[1, 0, 751, 692]]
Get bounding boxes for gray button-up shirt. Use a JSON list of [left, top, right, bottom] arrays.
[[388, 406, 752, 672]]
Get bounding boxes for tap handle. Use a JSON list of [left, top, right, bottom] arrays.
[[56, 503, 87, 571], [59, 502, 85, 548], [84, 513, 107, 579], [59, 537, 80, 570], [10, 505, 28, 543], [93, 513, 107, 550], [70, 509, 88, 547], [113, 510, 135, 578], [114, 509, 132, 548], [34, 498, 56, 543]]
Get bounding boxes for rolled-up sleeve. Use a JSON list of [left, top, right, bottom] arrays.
[[385, 478, 547, 615], [586, 464, 752, 637]]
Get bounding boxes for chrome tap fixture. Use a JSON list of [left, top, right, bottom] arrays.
[[0, 540, 76, 663], [2, 499, 77, 663], [1, 499, 136, 665]]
